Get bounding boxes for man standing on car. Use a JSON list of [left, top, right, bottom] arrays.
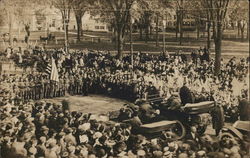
[[179, 81, 193, 105], [145, 81, 158, 99], [211, 102, 225, 136]]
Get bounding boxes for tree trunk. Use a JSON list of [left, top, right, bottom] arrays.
[[117, 30, 124, 59], [66, 10, 70, 47], [239, 21, 245, 41], [112, 27, 117, 44], [145, 26, 149, 43], [176, 10, 179, 39], [241, 28, 244, 41], [144, 12, 150, 43], [196, 18, 200, 40], [25, 25, 30, 45], [66, 24, 69, 44], [237, 21, 240, 38], [180, 25, 183, 45], [130, 21, 133, 67], [207, 22, 211, 49], [179, 11, 183, 45], [76, 15, 82, 42], [8, 10, 13, 46], [18, 24, 21, 40], [247, 22, 249, 39], [214, 24, 222, 75], [150, 26, 153, 36], [156, 14, 159, 46], [139, 24, 143, 40], [214, 38, 222, 75], [179, 0, 184, 45]]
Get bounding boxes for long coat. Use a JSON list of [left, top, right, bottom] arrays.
[[239, 98, 250, 121], [211, 105, 225, 130]]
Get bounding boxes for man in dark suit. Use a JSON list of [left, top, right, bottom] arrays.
[[185, 126, 201, 151], [191, 51, 197, 64], [211, 103, 225, 136], [179, 82, 193, 105], [145, 82, 158, 99], [238, 95, 250, 121]]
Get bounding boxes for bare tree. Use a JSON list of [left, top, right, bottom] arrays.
[[72, 0, 93, 42], [0, 0, 50, 46], [229, 0, 249, 41], [203, 0, 230, 75], [143, 0, 173, 46], [95, 0, 137, 59], [53, 0, 73, 48], [0, 0, 19, 46], [175, 0, 185, 45]]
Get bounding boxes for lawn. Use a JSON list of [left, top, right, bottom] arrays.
[[1, 30, 249, 58]]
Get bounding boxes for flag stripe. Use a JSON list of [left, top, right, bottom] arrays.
[[45, 63, 52, 74], [50, 58, 59, 82]]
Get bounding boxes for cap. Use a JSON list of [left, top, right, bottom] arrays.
[[93, 132, 102, 139], [41, 126, 49, 131], [153, 151, 163, 158], [79, 135, 89, 143], [137, 150, 146, 156]]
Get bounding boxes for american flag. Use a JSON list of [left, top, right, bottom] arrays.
[[45, 58, 59, 82], [45, 62, 52, 75]]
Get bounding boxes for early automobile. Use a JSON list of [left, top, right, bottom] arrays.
[[110, 99, 215, 140], [220, 120, 250, 141], [158, 101, 215, 135]]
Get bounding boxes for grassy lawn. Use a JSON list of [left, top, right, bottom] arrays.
[[1, 30, 248, 57]]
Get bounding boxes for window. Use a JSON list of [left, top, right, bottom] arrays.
[[95, 26, 100, 29], [100, 26, 105, 29]]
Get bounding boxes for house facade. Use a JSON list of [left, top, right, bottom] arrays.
[[0, 6, 109, 35]]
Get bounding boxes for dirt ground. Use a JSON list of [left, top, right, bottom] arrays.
[[44, 94, 129, 115]]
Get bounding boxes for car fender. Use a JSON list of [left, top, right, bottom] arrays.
[[220, 126, 243, 140]]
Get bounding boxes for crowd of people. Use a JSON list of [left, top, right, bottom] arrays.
[[1, 46, 250, 158], [2, 47, 249, 121], [1, 99, 250, 158]]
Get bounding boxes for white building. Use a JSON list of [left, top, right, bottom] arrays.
[[68, 12, 109, 32], [0, 6, 109, 35], [40, 8, 109, 32]]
